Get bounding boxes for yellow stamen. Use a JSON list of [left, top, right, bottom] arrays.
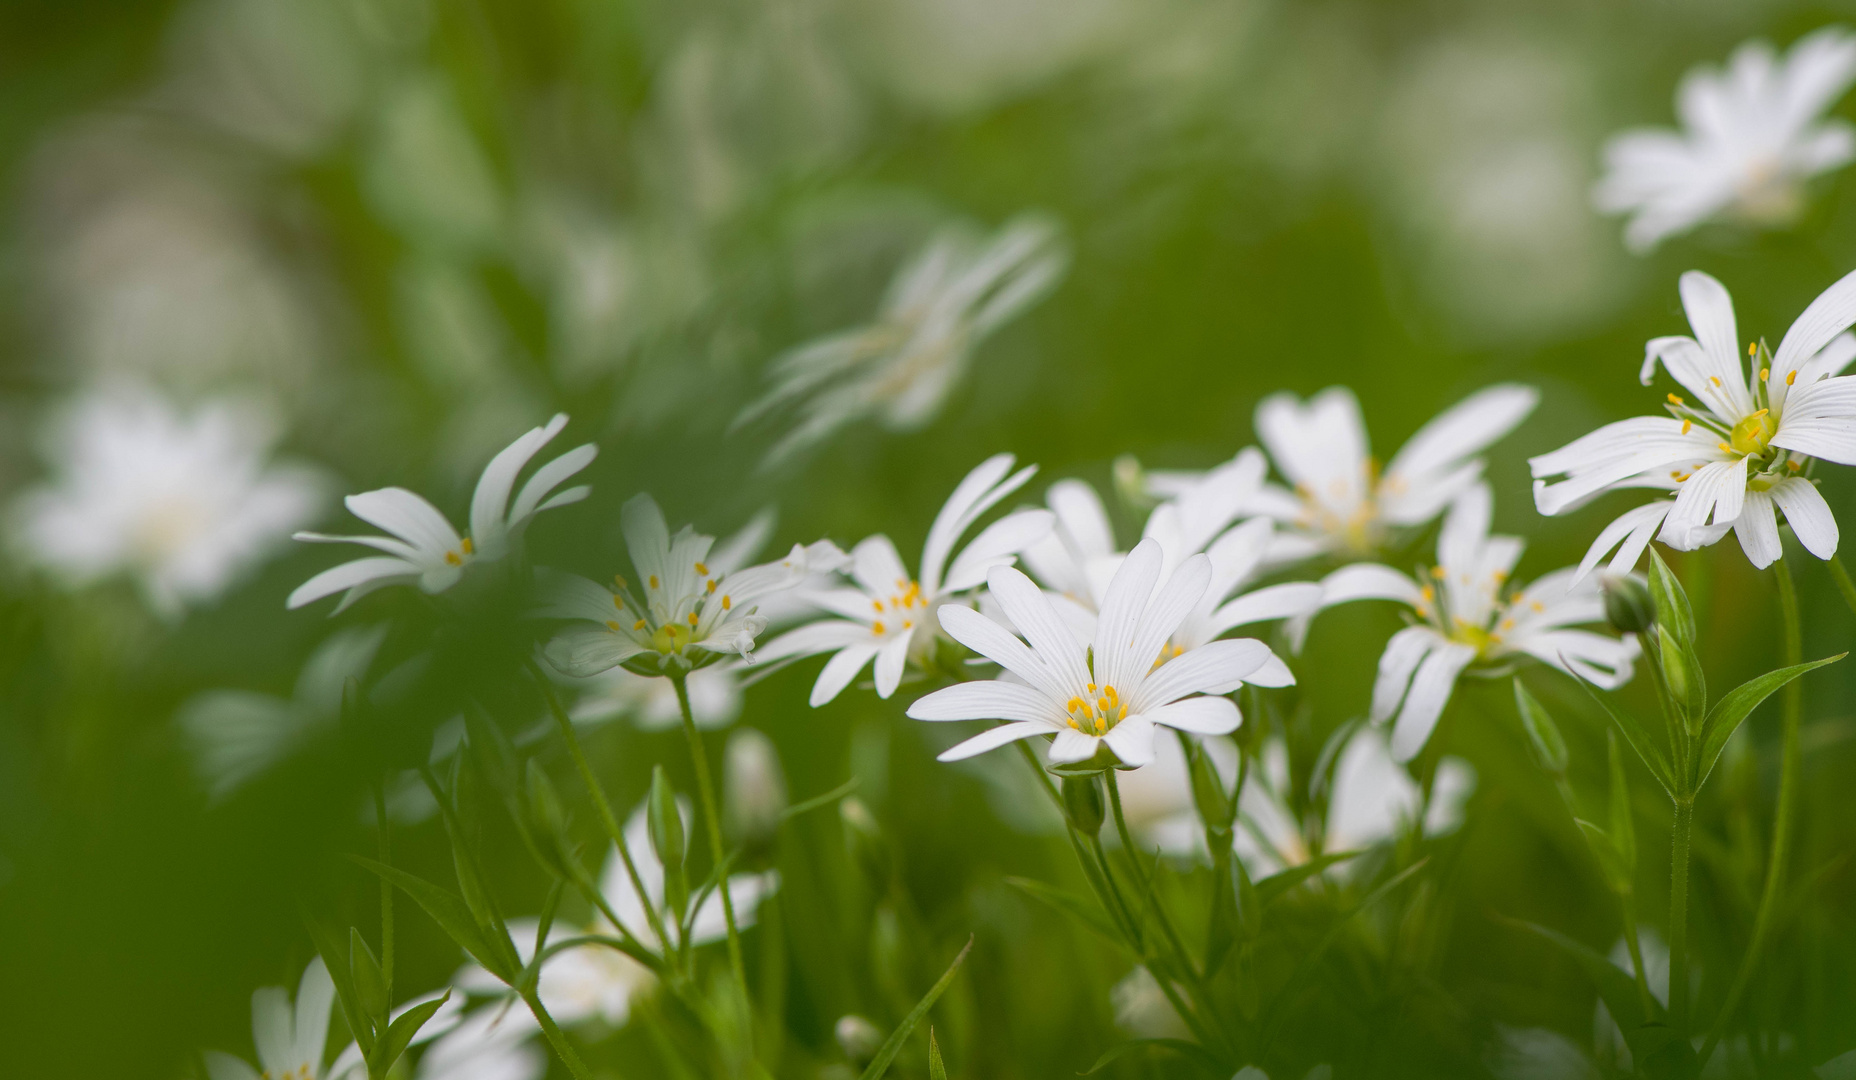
[[1788, 459, 1803, 471], [1086, 683, 1097, 693], [1749, 341, 1758, 358], [706, 579, 717, 593], [1760, 367, 1770, 381], [694, 562, 709, 576], [605, 620, 620, 631], [1431, 566, 1446, 579], [688, 612, 699, 627], [634, 619, 647, 631], [722, 595, 732, 609], [902, 620, 913, 629], [648, 574, 659, 589], [1668, 393, 1685, 405], [614, 574, 627, 589], [1531, 601, 1544, 613], [1718, 442, 1733, 454], [444, 550, 462, 566], [1710, 376, 1722, 386], [1068, 697, 1084, 712], [872, 620, 886, 635], [460, 537, 474, 555], [613, 595, 624, 609], [1420, 585, 1435, 602], [1787, 370, 1798, 385], [1681, 420, 1691, 434]]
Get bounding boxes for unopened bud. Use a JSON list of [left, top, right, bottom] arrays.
[[647, 766, 685, 874], [725, 728, 787, 853], [1113, 454, 1156, 511], [841, 797, 890, 887], [1601, 574, 1654, 635], [1186, 742, 1234, 833], [1061, 774, 1105, 836], [835, 1014, 884, 1065]]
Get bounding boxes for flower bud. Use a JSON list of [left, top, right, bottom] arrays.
[[841, 797, 891, 887], [1186, 742, 1234, 834], [647, 765, 685, 875], [725, 728, 787, 854], [1601, 574, 1654, 635], [835, 1014, 884, 1065], [1061, 774, 1105, 836]]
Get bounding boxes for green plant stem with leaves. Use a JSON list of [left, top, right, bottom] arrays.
[[671, 672, 755, 1051], [1668, 795, 1694, 1032]]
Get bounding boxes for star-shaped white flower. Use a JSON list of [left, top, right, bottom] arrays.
[[1309, 485, 1639, 761], [10, 386, 327, 616], [289, 414, 595, 612], [761, 453, 1054, 706], [1594, 27, 1856, 253], [202, 958, 336, 1080], [737, 215, 1067, 463], [1531, 270, 1856, 573], [906, 539, 1278, 769], [1197, 384, 1537, 565], [540, 494, 844, 677]]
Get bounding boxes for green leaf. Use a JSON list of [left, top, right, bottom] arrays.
[[1606, 730, 1636, 873], [1573, 820, 1631, 896], [304, 915, 371, 1056], [422, 770, 521, 976], [1503, 917, 1668, 1061], [782, 777, 859, 821], [350, 927, 388, 1023], [927, 1028, 947, 1080], [1576, 678, 1675, 799], [1695, 654, 1845, 791], [1004, 876, 1120, 945], [1078, 1038, 1226, 1076], [377, 990, 451, 1070], [856, 937, 973, 1080], [1254, 850, 1360, 906], [348, 856, 513, 982], [1513, 679, 1569, 776]]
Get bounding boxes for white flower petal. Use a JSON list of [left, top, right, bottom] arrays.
[[286, 556, 421, 610], [1093, 539, 1163, 692], [1382, 384, 1538, 490], [851, 534, 913, 597], [1101, 714, 1157, 767], [1120, 552, 1212, 694], [544, 626, 650, 678], [872, 634, 913, 698], [920, 454, 1036, 594], [984, 564, 1093, 692], [1733, 489, 1784, 568], [293, 958, 334, 1075], [471, 414, 567, 546], [1205, 582, 1323, 637], [1772, 375, 1856, 463], [935, 604, 1069, 700], [938, 721, 1054, 762], [1389, 642, 1477, 762], [907, 681, 1060, 723], [1770, 475, 1840, 558], [1774, 267, 1856, 381], [1143, 696, 1241, 736], [758, 619, 870, 660], [345, 487, 460, 557], [1048, 727, 1100, 764], [1138, 638, 1271, 707], [203, 1051, 263, 1080], [941, 508, 1054, 593], [508, 441, 598, 531], [1576, 502, 1674, 581], [1371, 626, 1440, 724], [809, 642, 880, 707]]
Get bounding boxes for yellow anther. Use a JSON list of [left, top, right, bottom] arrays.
[[1760, 367, 1770, 381], [614, 574, 627, 589], [1431, 566, 1446, 579], [634, 619, 648, 631], [1788, 459, 1803, 471], [1501, 619, 1515, 632], [1086, 683, 1097, 693], [1718, 441, 1733, 454], [1492, 569, 1507, 582], [1668, 393, 1685, 405], [665, 624, 678, 636], [1104, 685, 1119, 700], [1787, 369, 1798, 385], [1068, 697, 1084, 712], [613, 595, 625, 609], [1670, 470, 1683, 479], [722, 595, 732, 609], [902, 620, 913, 629], [694, 562, 709, 576], [872, 599, 885, 612], [1681, 419, 1692, 434], [688, 612, 700, 627], [648, 575, 659, 589], [606, 620, 620, 631], [706, 579, 717, 593], [1420, 585, 1435, 602], [1749, 341, 1758, 357], [873, 620, 886, 635], [460, 537, 474, 555], [444, 550, 462, 566], [1710, 376, 1722, 387], [1531, 601, 1544, 613]]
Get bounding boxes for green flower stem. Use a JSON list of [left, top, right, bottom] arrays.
[[671, 672, 753, 1044], [522, 988, 596, 1080], [1699, 554, 1807, 1063], [1829, 554, 1856, 616], [1619, 894, 1655, 1025], [1668, 795, 1694, 1034], [531, 664, 677, 970], [373, 778, 393, 1003]]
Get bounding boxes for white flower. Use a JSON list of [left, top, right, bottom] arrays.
[[905, 539, 1278, 768], [1594, 27, 1856, 253], [1531, 270, 1856, 572], [10, 386, 326, 615], [412, 1006, 543, 1080], [289, 414, 595, 612], [539, 494, 845, 677], [725, 727, 788, 846], [1309, 485, 1638, 761], [568, 665, 743, 730], [738, 215, 1067, 463], [202, 958, 336, 1080], [760, 454, 1053, 706], [457, 803, 776, 1029], [1216, 384, 1537, 564]]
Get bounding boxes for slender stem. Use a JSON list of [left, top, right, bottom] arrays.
[[1105, 772, 1201, 982], [373, 778, 394, 1004], [1828, 554, 1856, 617], [1668, 797, 1695, 1034], [1619, 895, 1655, 1023], [672, 673, 753, 1040], [531, 664, 675, 965], [522, 989, 596, 1080], [1700, 555, 1806, 1062]]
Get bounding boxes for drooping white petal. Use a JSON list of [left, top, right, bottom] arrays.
[[1529, 417, 1722, 515], [1246, 654, 1296, 688], [1370, 626, 1440, 724], [1389, 642, 1477, 762], [907, 681, 1061, 723], [1048, 727, 1101, 764], [286, 556, 421, 610], [809, 642, 881, 707], [1733, 489, 1784, 568], [345, 488, 461, 557], [507, 441, 598, 533], [938, 720, 1052, 762], [1660, 456, 1748, 548], [872, 634, 913, 698], [1101, 714, 1158, 768], [291, 530, 424, 563], [1576, 501, 1674, 581], [534, 570, 626, 623], [1769, 475, 1839, 558], [1143, 696, 1242, 736]]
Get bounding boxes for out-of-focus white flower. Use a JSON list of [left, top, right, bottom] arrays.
[[1304, 485, 1637, 761], [725, 727, 789, 848], [761, 454, 1052, 705], [202, 958, 336, 1080], [412, 1005, 544, 1080], [1170, 384, 1536, 566], [11, 387, 326, 616], [289, 414, 594, 612], [181, 625, 386, 799], [1595, 27, 1856, 253], [540, 494, 844, 678], [738, 216, 1067, 464], [457, 803, 776, 1029], [1488, 1024, 1600, 1080], [908, 540, 1278, 768], [569, 665, 743, 731], [1111, 965, 1190, 1040], [1532, 270, 1856, 572]]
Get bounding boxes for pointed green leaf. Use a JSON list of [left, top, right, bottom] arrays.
[[1079, 1038, 1226, 1076], [856, 937, 973, 1080], [1503, 916, 1666, 1060], [1513, 680, 1569, 776], [1255, 850, 1360, 906], [1696, 654, 1845, 791], [348, 856, 514, 982], [1606, 730, 1636, 873], [1576, 678, 1675, 799], [1004, 876, 1120, 945], [304, 915, 371, 1056], [378, 989, 451, 1070], [1574, 820, 1631, 896], [927, 1028, 947, 1080], [350, 927, 388, 1023]]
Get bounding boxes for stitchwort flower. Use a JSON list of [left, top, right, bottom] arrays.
[[906, 539, 1279, 769], [288, 414, 595, 612], [761, 453, 1053, 705], [202, 958, 336, 1080], [1532, 270, 1856, 572]]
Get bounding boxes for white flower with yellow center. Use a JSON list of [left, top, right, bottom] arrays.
[[737, 215, 1068, 464], [1594, 27, 1856, 253], [10, 386, 327, 616], [288, 414, 595, 612], [202, 958, 336, 1080], [1310, 485, 1638, 761], [1209, 384, 1537, 565], [761, 453, 1054, 706], [540, 493, 845, 677], [1531, 270, 1856, 573], [906, 539, 1277, 768]]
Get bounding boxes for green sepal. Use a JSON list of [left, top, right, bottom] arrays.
[[855, 937, 973, 1080], [377, 989, 451, 1072], [1060, 773, 1105, 836], [927, 1028, 947, 1080], [1512, 679, 1568, 777], [1644, 549, 1694, 648], [1694, 653, 1845, 791], [1185, 738, 1234, 831], [350, 927, 388, 1024], [348, 855, 516, 983], [1003, 876, 1119, 945]]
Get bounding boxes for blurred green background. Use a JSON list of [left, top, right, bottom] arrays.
[[2, 0, 1855, 1076]]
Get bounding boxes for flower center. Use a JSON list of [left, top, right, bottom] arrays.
[[871, 579, 928, 637], [1065, 683, 1126, 736], [1728, 408, 1776, 457]]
